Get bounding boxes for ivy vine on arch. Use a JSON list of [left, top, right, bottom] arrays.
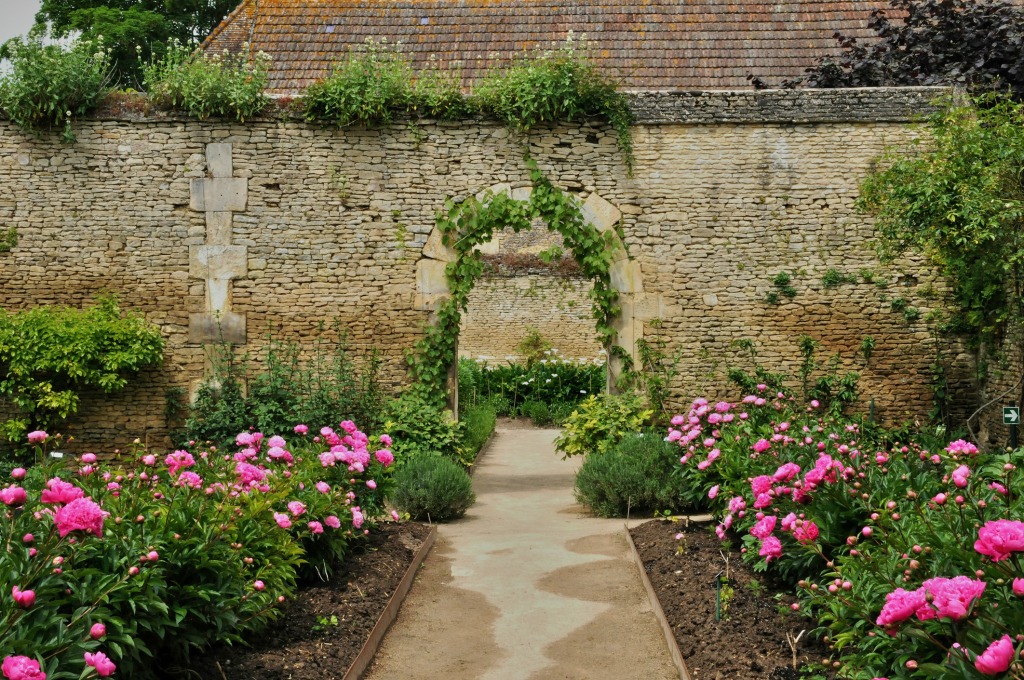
[[408, 158, 623, 405]]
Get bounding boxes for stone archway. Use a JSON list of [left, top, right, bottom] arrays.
[[413, 183, 670, 406]]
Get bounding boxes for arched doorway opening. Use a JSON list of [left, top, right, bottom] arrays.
[[409, 165, 664, 412]]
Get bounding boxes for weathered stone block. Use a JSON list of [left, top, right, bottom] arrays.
[[476, 182, 511, 203], [422, 228, 455, 261], [414, 292, 449, 311], [206, 143, 233, 178], [206, 212, 233, 245], [416, 259, 450, 295], [635, 293, 665, 320], [510, 187, 532, 202], [610, 260, 644, 293], [608, 234, 629, 262], [188, 312, 246, 344], [189, 179, 205, 211], [191, 178, 247, 212], [206, 278, 231, 314], [582, 192, 622, 232], [189, 245, 248, 280], [473, 236, 500, 255]]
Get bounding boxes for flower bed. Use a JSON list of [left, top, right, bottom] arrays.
[[630, 519, 831, 679], [1, 422, 397, 679], [662, 389, 1024, 678]]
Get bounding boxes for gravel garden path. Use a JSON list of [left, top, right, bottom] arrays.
[[364, 424, 679, 680]]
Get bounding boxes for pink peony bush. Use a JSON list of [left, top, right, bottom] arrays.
[[0, 421, 395, 679], [669, 388, 1024, 678]]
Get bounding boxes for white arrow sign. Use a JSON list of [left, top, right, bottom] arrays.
[[1005, 407, 1020, 425]]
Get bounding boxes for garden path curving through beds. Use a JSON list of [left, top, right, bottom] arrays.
[[364, 423, 679, 680]]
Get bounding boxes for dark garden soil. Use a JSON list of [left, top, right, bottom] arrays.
[[630, 520, 833, 680], [176, 521, 432, 680]]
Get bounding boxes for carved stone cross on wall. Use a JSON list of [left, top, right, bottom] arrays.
[[187, 143, 248, 345]]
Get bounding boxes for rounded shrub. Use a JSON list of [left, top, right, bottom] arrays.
[[574, 431, 698, 518], [392, 454, 475, 521]]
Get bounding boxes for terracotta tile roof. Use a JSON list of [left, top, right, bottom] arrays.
[[201, 0, 895, 93]]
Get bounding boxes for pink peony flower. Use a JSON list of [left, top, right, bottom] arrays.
[[10, 468, 26, 480], [751, 475, 774, 496], [380, 434, 393, 447], [287, 501, 306, 517], [920, 576, 986, 621], [81, 453, 97, 464], [2, 655, 46, 680], [54, 497, 107, 538], [294, 424, 309, 435], [951, 464, 971, 488], [177, 471, 203, 489], [773, 463, 801, 482], [308, 521, 324, 534], [351, 507, 364, 529], [84, 651, 116, 678], [366, 479, 377, 490], [1014, 578, 1024, 596], [793, 521, 819, 543], [975, 635, 1015, 675], [708, 485, 719, 499], [235, 462, 266, 486], [975, 519, 1024, 561], [254, 580, 265, 591], [90, 623, 106, 639], [391, 510, 400, 521], [267, 435, 286, 448], [26, 431, 48, 444], [750, 515, 777, 539], [324, 515, 341, 529], [758, 536, 782, 562], [273, 512, 292, 529], [0, 486, 27, 507], [141, 455, 156, 466], [11, 587, 35, 608], [164, 450, 196, 476], [236, 432, 254, 447], [315, 481, 330, 494], [876, 587, 927, 627], [946, 439, 979, 458], [40, 478, 84, 505]]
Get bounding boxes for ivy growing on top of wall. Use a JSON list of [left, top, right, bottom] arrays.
[[407, 157, 622, 405]]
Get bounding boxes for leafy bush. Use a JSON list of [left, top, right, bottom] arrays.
[[0, 420, 394, 678], [460, 402, 497, 460], [458, 354, 605, 426], [392, 454, 475, 521], [384, 392, 467, 466], [790, 0, 1024, 98], [303, 39, 414, 127], [554, 393, 652, 458], [180, 333, 386, 450], [574, 431, 698, 518], [143, 40, 269, 121], [0, 295, 164, 456], [475, 34, 633, 170], [0, 31, 111, 142]]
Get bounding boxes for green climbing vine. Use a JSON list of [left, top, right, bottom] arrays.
[[408, 157, 622, 405]]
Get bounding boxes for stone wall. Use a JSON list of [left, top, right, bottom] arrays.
[[459, 274, 601, 363], [0, 87, 970, 452]]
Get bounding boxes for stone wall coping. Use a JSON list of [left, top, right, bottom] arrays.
[[40, 86, 951, 128]]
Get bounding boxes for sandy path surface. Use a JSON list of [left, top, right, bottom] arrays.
[[364, 425, 679, 680]]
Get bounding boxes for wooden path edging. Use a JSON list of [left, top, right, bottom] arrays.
[[624, 522, 694, 680], [343, 524, 438, 679]]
